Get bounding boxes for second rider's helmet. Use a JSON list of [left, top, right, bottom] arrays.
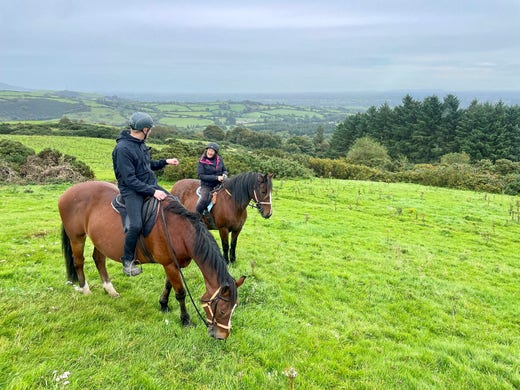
[[205, 142, 220, 154]]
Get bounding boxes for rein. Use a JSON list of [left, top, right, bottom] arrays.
[[158, 201, 208, 328]]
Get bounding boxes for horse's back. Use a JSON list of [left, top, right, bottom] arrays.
[[59, 181, 118, 212], [59, 181, 120, 236], [171, 179, 200, 211]]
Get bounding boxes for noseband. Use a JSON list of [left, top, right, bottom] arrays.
[[201, 287, 237, 331], [249, 179, 272, 214]]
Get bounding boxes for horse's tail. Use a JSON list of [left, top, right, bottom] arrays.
[[61, 225, 79, 283]]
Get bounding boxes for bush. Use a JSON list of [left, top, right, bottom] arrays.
[[504, 174, 520, 195], [395, 163, 505, 193], [440, 152, 471, 165], [346, 137, 391, 169], [0, 139, 35, 167], [19, 148, 94, 184]]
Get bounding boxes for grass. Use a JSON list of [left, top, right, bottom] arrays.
[[0, 178, 518, 389], [0, 136, 519, 388]]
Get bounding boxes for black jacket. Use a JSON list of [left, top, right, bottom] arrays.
[[112, 130, 167, 196], [197, 154, 227, 188]]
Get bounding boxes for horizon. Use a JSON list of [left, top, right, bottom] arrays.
[[2, 81, 518, 108]]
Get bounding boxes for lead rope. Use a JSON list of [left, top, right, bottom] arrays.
[[159, 201, 208, 327]]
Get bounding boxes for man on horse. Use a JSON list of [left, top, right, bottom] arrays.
[[112, 112, 179, 276], [196, 142, 228, 216]]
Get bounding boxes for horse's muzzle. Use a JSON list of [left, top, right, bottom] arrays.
[[207, 324, 228, 340]]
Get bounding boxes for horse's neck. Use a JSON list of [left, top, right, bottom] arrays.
[[191, 253, 224, 292], [224, 179, 253, 210]]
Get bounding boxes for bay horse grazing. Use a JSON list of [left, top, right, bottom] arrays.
[[58, 181, 245, 340], [171, 172, 273, 263]]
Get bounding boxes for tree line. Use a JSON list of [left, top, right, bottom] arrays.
[[330, 94, 520, 163], [2, 94, 520, 194]]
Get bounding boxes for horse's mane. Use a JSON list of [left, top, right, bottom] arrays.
[[163, 198, 236, 298], [223, 172, 260, 208]]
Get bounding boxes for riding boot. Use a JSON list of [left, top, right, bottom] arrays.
[[121, 258, 142, 276]]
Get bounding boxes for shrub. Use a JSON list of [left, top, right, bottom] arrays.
[[504, 174, 520, 195], [494, 159, 520, 175], [346, 137, 391, 169], [0, 139, 35, 167], [19, 148, 94, 184], [440, 152, 471, 165]]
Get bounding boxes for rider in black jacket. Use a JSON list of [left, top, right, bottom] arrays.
[[196, 142, 228, 215], [112, 112, 179, 276]]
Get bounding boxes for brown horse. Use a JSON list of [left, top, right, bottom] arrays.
[[58, 181, 245, 340], [171, 172, 273, 263]]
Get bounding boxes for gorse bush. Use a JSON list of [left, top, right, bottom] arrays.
[[0, 139, 35, 167], [20, 149, 95, 184], [0, 143, 94, 184]]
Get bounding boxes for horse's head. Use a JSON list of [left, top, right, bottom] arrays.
[[202, 276, 246, 340], [252, 173, 273, 218]]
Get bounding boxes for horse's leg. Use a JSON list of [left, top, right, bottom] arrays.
[[218, 227, 230, 264], [159, 276, 172, 313], [162, 263, 190, 326], [229, 229, 242, 264], [92, 247, 119, 298], [69, 237, 91, 295]]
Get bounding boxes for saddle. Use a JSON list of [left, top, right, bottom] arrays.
[[111, 195, 159, 237]]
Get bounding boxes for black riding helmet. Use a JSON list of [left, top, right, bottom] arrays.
[[205, 142, 220, 154], [129, 112, 154, 131]]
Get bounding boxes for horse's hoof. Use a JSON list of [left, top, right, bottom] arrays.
[[181, 315, 191, 326], [160, 304, 170, 313]]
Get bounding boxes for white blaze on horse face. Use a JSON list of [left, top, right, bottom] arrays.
[[227, 303, 238, 329]]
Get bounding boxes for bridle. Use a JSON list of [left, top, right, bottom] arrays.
[[158, 199, 234, 331], [248, 176, 272, 214], [250, 187, 272, 212], [201, 287, 237, 331]]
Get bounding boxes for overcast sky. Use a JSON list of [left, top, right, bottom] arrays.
[[1, 0, 519, 95]]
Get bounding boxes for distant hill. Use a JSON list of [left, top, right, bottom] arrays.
[[0, 82, 32, 92], [1, 86, 518, 136], [0, 89, 351, 136]]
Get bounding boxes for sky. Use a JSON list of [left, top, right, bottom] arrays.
[[1, 0, 519, 95]]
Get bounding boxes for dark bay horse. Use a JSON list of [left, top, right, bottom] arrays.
[[58, 181, 245, 340], [171, 172, 273, 263]]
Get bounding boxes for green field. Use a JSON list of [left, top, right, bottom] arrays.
[[0, 90, 349, 134], [0, 136, 519, 388]]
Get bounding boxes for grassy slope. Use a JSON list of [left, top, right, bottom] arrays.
[[0, 136, 519, 389]]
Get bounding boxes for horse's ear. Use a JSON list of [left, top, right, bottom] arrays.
[[268, 173, 274, 179], [235, 275, 246, 288]]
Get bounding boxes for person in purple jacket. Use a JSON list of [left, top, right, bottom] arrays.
[[112, 112, 179, 276], [196, 142, 228, 216]]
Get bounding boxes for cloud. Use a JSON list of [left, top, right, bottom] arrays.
[[1, 0, 519, 93]]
